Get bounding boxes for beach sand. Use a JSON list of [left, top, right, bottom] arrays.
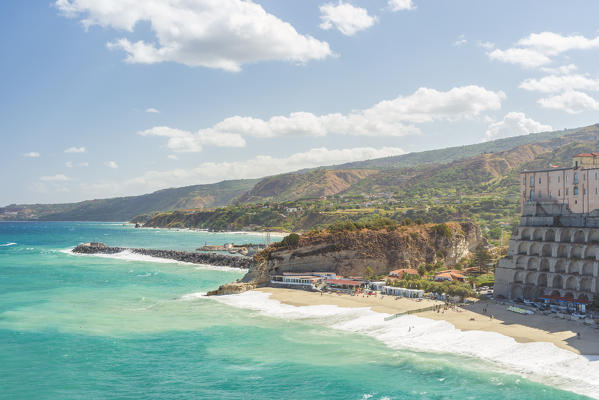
[[257, 287, 599, 356]]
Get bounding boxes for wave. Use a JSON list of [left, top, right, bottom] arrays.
[[61, 248, 247, 272], [0, 242, 16, 247], [211, 291, 599, 399]]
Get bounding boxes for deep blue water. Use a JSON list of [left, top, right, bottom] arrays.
[[0, 222, 591, 399]]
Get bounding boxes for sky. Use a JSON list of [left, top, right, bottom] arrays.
[[2, 0, 599, 205]]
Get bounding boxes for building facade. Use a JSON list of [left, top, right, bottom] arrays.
[[520, 153, 599, 213], [495, 202, 599, 305]]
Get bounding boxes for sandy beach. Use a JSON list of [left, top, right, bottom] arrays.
[[257, 287, 599, 356]]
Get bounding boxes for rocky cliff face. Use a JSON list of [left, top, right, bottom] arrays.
[[207, 222, 483, 295]]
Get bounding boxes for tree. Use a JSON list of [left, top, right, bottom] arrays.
[[472, 244, 492, 275], [417, 265, 426, 276], [365, 266, 374, 280]]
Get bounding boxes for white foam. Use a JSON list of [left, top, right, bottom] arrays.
[[212, 291, 599, 399], [0, 242, 16, 247], [180, 292, 208, 301], [61, 248, 246, 272]]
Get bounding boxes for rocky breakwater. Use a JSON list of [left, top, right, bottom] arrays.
[[72, 242, 255, 269], [207, 222, 484, 295]]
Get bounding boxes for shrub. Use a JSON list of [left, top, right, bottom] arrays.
[[431, 223, 452, 239], [276, 233, 300, 248]]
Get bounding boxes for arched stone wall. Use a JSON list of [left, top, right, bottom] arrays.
[[589, 230, 599, 244], [515, 255, 527, 269], [573, 230, 586, 243], [537, 273, 547, 288], [560, 229, 572, 242], [572, 245, 584, 259], [565, 276, 577, 290], [527, 257, 538, 271], [529, 243, 541, 256], [582, 262, 595, 276], [554, 259, 566, 273], [552, 274, 563, 289], [545, 229, 556, 241], [520, 228, 531, 240], [584, 245, 598, 260], [541, 244, 552, 257], [568, 261, 580, 275], [512, 284, 524, 299], [557, 244, 568, 258], [517, 242, 529, 255], [540, 258, 550, 272], [525, 271, 537, 284], [533, 229, 544, 241]]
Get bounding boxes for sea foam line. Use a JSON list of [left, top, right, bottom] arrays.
[[209, 290, 599, 399], [0, 242, 16, 247], [60, 248, 247, 272]]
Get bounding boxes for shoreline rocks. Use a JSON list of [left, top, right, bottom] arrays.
[[72, 242, 255, 269]]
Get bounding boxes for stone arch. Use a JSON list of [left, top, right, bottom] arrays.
[[550, 290, 561, 297], [589, 230, 599, 244], [572, 245, 584, 259], [523, 285, 536, 300], [514, 271, 526, 283], [584, 246, 598, 260], [573, 230, 586, 243], [515, 256, 527, 269], [532, 229, 544, 241], [557, 244, 568, 258], [537, 273, 548, 288], [525, 271, 537, 284], [517, 242, 529, 255], [511, 284, 524, 299], [580, 277, 593, 292], [541, 244, 552, 257], [554, 259, 566, 273], [527, 257, 538, 271], [529, 243, 541, 256], [582, 262, 595, 276], [568, 261, 580, 275], [552, 275, 563, 289], [520, 228, 531, 240], [540, 258, 550, 272], [565, 276, 577, 290], [564, 292, 574, 299], [560, 229, 572, 243], [544, 229, 556, 242], [578, 293, 590, 302]]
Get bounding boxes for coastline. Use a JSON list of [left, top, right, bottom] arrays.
[[130, 224, 289, 237], [257, 287, 599, 356], [211, 288, 599, 399]]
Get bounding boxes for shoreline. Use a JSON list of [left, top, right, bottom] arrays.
[[257, 287, 599, 356], [129, 224, 289, 237]]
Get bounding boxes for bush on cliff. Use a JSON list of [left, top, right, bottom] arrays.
[[327, 216, 397, 232], [430, 223, 452, 239], [275, 233, 300, 248]]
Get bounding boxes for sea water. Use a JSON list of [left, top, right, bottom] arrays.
[[0, 222, 595, 400]]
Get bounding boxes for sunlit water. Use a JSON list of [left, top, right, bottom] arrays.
[[0, 222, 593, 399]]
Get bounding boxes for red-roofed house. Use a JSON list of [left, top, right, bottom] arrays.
[[434, 270, 467, 282], [388, 268, 419, 279]]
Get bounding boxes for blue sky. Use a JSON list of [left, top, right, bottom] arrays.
[[2, 0, 599, 205]]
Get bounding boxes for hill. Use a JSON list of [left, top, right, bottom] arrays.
[[0, 179, 258, 221]]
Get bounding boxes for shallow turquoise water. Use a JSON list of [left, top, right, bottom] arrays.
[[0, 222, 591, 399]]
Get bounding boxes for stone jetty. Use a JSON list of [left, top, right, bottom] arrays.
[[72, 242, 255, 269]]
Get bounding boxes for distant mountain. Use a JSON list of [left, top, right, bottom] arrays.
[[3, 123, 598, 222], [0, 179, 258, 221]]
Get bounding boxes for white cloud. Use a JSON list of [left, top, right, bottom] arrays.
[[168, 154, 179, 160], [485, 112, 552, 140], [540, 64, 577, 74], [24, 152, 40, 158], [140, 126, 246, 153], [519, 73, 599, 93], [145, 108, 160, 113], [55, 0, 332, 72], [388, 0, 415, 11], [477, 41, 494, 50], [488, 48, 550, 68], [105, 161, 119, 169], [66, 161, 89, 168], [81, 146, 405, 197], [453, 35, 467, 47], [319, 2, 377, 36], [488, 32, 599, 69], [537, 90, 599, 114], [187, 85, 504, 139], [64, 146, 86, 153], [40, 174, 70, 182]]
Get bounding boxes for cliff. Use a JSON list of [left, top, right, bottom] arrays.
[[207, 222, 483, 295]]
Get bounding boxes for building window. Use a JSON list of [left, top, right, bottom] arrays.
[[539, 177, 542, 184], [584, 188, 586, 195], [538, 190, 542, 197], [549, 191, 552, 199], [595, 171, 597, 180], [574, 172, 579, 184], [530, 176, 534, 186], [558, 176, 561, 183], [558, 189, 561, 196], [566, 175, 569, 182], [566, 188, 569, 195], [595, 188, 597, 195], [523, 177, 526, 185], [530, 189, 535, 200], [574, 187, 579, 195]]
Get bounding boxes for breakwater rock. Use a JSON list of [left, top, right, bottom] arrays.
[[72, 242, 255, 269]]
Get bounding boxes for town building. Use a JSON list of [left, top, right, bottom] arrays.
[[520, 153, 599, 213], [388, 268, 419, 279], [495, 201, 599, 310]]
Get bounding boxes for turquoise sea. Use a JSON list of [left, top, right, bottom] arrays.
[[0, 222, 594, 400]]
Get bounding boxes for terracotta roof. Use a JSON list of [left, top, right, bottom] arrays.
[[574, 152, 599, 157], [389, 268, 419, 277]]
